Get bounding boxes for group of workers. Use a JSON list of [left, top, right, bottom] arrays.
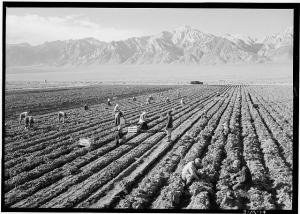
[[19, 111, 34, 129], [181, 158, 252, 209], [113, 102, 174, 145], [111, 94, 186, 145], [17, 90, 253, 208]]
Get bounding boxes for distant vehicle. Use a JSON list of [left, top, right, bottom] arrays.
[[190, 81, 203, 84]]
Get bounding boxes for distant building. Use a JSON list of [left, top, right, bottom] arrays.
[[190, 81, 203, 84]]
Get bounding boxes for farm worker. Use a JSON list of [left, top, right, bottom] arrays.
[[138, 111, 149, 131], [165, 110, 173, 141], [107, 98, 112, 106], [115, 111, 126, 128], [116, 127, 127, 145], [177, 91, 181, 98], [181, 158, 202, 186], [115, 111, 127, 145], [180, 98, 185, 106], [220, 189, 239, 209], [58, 111, 67, 123], [133, 97, 137, 101], [25, 116, 34, 129], [232, 161, 252, 191], [166, 97, 170, 103], [114, 104, 120, 113], [146, 97, 151, 104], [19, 111, 30, 124]]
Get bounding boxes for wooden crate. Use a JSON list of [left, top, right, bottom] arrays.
[[128, 126, 138, 133]]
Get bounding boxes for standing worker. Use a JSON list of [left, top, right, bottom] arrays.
[[166, 97, 170, 103], [19, 111, 31, 124], [114, 104, 120, 113], [115, 111, 127, 145], [107, 98, 112, 106], [165, 110, 173, 141], [180, 98, 185, 107], [25, 116, 34, 129]]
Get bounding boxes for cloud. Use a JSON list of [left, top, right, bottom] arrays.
[[6, 14, 143, 45]]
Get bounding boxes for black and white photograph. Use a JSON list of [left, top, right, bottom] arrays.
[[2, 2, 299, 213]]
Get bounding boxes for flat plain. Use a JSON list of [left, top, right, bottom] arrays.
[[3, 84, 293, 210]]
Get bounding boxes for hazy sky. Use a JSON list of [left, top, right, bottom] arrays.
[[7, 8, 293, 45]]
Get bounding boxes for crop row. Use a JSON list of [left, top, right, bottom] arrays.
[[5, 85, 212, 150], [7, 87, 229, 207], [5, 85, 196, 146], [111, 90, 230, 209], [249, 88, 293, 141], [5, 87, 222, 184], [5, 87, 214, 170], [244, 89, 292, 210], [75, 88, 231, 209], [240, 87, 276, 210], [250, 86, 293, 123], [150, 87, 236, 209], [40, 88, 227, 208], [247, 89, 292, 168], [183, 87, 238, 209]]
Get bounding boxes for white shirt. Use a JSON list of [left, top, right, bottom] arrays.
[[114, 105, 119, 112], [181, 161, 197, 180], [138, 113, 146, 124], [120, 117, 126, 127]]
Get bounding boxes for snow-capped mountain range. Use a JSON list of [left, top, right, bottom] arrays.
[[6, 25, 293, 67]]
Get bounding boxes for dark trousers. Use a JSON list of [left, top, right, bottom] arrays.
[[233, 181, 251, 191], [139, 122, 149, 131]]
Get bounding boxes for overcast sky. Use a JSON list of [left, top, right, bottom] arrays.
[[6, 8, 293, 45]]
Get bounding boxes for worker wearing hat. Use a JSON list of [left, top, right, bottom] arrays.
[[181, 158, 202, 186], [165, 110, 173, 141], [138, 111, 149, 131]]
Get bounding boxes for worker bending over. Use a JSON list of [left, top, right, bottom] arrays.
[[138, 111, 149, 132], [181, 158, 202, 186]]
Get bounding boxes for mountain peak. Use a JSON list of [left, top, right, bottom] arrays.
[[224, 34, 257, 45], [174, 25, 194, 32], [6, 26, 293, 66]]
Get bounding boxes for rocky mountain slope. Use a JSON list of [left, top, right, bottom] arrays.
[[6, 25, 293, 66]]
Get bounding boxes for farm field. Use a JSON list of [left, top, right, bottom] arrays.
[[6, 63, 293, 85], [5, 84, 182, 120], [3, 84, 293, 210]]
